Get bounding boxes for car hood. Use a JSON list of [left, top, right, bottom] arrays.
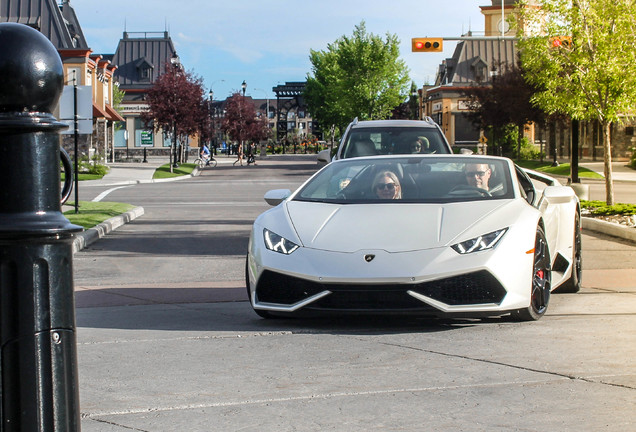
[[285, 200, 512, 253]]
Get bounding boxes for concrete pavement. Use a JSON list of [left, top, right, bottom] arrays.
[[70, 156, 636, 431]]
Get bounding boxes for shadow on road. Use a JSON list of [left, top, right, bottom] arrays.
[[74, 287, 510, 335]]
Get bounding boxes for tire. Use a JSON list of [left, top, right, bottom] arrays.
[[245, 256, 271, 318], [209, 158, 217, 168], [513, 225, 551, 321], [194, 158, 205, 169], [555, 213, 582, 293]]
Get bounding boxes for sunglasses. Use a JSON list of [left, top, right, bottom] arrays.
[[465, 171, 488, 177], [375, 183, 396, 191]]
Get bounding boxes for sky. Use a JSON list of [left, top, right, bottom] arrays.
[[72, 0, 488, 101]]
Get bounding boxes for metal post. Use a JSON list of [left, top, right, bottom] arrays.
[[571, 119, 580, 183], [73, 71, 79, 214], [0, 23, 83, 431]]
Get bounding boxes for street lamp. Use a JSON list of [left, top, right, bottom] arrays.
[[170, 52, 181, 69], [170, 52, 181, 169], [242, 80, 247, 96]]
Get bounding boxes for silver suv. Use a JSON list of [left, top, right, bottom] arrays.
[[318, 118, 452, 163]]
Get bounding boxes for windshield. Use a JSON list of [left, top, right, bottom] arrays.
[[340, 126, 449, 158], [294, 156, 514, 204]]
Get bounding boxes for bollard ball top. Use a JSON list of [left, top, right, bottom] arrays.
[[0, 23, 65, 114]]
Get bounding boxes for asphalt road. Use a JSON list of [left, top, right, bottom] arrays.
[[73, 156, 636, 431]]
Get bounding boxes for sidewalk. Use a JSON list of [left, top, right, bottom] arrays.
[[578, 160, 636, 182]]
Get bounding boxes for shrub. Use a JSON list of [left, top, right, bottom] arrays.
[[581, 200, 636, 216]]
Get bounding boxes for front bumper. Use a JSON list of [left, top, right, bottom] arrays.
[[247, 236, 534, 316]]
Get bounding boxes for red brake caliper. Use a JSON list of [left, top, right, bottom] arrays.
[[536, 269, 544, 280]]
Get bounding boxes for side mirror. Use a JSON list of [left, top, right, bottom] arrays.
[[317, 149, 331, 165], [543, 185, 576, 204], [264, 189, 292, 206]]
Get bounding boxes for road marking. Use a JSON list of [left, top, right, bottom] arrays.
[[80, 378, 568, 418], [92, 186, 129, 202]]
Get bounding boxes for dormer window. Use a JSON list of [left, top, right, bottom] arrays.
[[135, 57, 154, 82], [471, 57, 488, 83]]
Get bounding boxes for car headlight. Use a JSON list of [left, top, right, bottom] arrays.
[[451, 228, 508, 254], [263, 229, 300, 255]]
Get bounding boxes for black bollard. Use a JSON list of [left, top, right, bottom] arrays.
[[0, 23, 83, 431]]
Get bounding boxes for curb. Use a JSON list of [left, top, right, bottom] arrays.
[[582, 217, 636, 243], [72, 206, 145, 253]]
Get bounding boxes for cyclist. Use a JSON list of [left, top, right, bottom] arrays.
[[200, 144, 211, 166]]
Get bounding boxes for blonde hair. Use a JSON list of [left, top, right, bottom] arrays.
[[373, 171, 402, 199]]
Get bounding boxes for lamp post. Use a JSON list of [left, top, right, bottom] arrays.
[[207, 79, 225, 155], [411, 87, 419, 120], [242, 80, 247, 96], [208, 89, 216, 155], [170, 52, 181, 169]]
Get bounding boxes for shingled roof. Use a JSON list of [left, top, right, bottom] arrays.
[[435, 38, 517, 87], [0, 0, 88, 49], [112, 31, 177, 90]]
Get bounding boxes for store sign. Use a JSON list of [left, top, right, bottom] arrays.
[[432, 102, 443, 113], [140, 130, 154, 147], [120, 104, 149, 113]]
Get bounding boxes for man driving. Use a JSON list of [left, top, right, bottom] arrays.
[[464, 163, 492, 191]]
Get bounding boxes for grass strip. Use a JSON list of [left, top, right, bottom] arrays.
[[63, 201, 136, 229], [152, 163, 196, 179], [516, 161, 603, 179]]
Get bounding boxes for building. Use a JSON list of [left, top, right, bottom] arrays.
[[110, 31, 179, 160], [424, 0, 519, 150], [424, 0, 634, 160], [0, 0, 123, 161], [208, 81, 319, 153]]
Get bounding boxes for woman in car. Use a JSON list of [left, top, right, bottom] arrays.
[[372, 171, 402, 199]]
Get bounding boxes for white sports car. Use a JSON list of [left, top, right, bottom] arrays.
[[246, 155, 581, 321]]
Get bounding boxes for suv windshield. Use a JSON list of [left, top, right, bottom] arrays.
[[341, 126, 449, 158]]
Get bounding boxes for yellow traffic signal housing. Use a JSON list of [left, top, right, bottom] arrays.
[[549, 36, 572, 49], [412, 38, 443, 52]]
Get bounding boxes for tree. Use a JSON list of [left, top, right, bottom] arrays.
[[222, 93, 269, 149], [142, 62, 205, 171], [518, 0, 636, 204], [305, 21, 410, 134], [391, 81, 420, 120], [463, 63, 545, 159]]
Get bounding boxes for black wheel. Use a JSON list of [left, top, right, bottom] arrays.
[[555, 213, 582, 293], [245, 256, 271, 318], [513, 225, 551, 321]]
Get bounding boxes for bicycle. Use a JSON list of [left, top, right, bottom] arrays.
[[194, 154, 217, 168]]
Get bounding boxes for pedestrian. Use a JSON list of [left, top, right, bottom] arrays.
[[247, 142, 257, 165], [233, 143, 244, 166]]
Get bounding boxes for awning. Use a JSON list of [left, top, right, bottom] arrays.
[[105, 104, 125, 122], [92, 102, 109, 119]]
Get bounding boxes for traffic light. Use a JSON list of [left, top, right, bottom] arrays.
[[549, 36, 572, 49], [412, 38, 443, 53]]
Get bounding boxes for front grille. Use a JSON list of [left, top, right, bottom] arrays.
[[410, 271, 506, 305], [256, 270, 506, 309]]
